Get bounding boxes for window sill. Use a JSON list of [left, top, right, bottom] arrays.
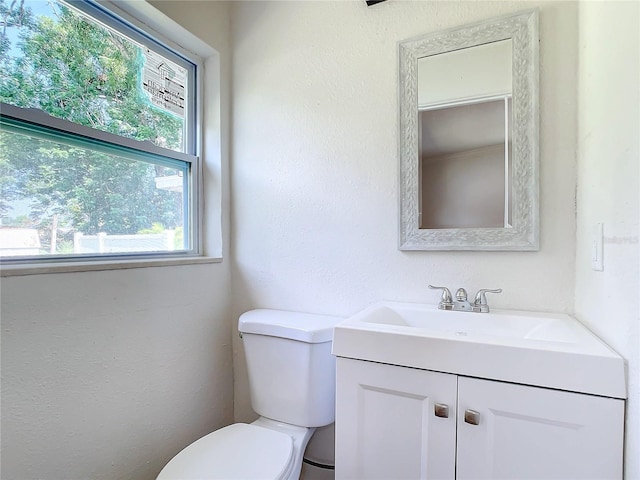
[[0, 255, 222, 277]]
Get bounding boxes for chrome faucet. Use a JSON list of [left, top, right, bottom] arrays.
[[429, 285, 502, 313]]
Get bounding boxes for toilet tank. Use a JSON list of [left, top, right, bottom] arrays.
[[239, 309, 343, 428]]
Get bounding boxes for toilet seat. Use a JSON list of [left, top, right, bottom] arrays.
[[156, 423, 294, 480]]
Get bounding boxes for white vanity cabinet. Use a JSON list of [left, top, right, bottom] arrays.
[[335, 358, 457, 479], [335, 357, 625, 480]]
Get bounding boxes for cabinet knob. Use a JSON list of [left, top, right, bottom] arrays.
[[464, 409, 480, 425], [434, 403, 449, 418]]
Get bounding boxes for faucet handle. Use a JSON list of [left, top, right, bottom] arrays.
[[473, 288, 502, 313], [428, 285, 453, 309]]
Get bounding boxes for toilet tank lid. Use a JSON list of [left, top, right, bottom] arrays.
[[239, 309, 344, 343]]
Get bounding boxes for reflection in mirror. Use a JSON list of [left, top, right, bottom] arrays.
[[398, 10, 538, 250], [418, 40, 513, 230], [420, 99, 512, 229]]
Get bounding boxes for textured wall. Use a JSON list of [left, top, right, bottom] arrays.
[[1, 266, 233, 479], [230, 0, 579, 423], [575, 2, 640, 477], [0, 2, 233, 479]]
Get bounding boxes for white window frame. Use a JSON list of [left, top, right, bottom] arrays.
[[0, 0, 222, 275]]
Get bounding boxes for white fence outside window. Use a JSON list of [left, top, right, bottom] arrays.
[[73, 232, 176, 254]]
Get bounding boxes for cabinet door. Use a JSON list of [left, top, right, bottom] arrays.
[[335, 358, 457, 480], [456, 376, 624, 479]]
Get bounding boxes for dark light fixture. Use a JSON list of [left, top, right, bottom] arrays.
[[366, 0, 387, 6]]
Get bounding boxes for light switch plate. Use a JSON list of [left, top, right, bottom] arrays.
[[591, 222, 604, 271]]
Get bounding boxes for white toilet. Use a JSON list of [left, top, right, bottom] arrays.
[[157, 309, 343, 480]]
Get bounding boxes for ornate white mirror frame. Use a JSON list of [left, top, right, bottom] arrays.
[[398, 10, 539, 251]]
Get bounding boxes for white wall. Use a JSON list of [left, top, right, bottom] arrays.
[[575, 2, 640, 477], [1, 267, 232, 479], [230, 0, 578, 421], [0, 2, 233, 479]]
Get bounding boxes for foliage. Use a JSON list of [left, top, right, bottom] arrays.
[[0, 0, 185, 250]]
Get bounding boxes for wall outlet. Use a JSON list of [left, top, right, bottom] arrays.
[[591, 222, 604, 271]]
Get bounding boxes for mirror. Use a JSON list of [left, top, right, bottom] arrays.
[[419, 40, 512, 229], [399, 10, 539, 250]]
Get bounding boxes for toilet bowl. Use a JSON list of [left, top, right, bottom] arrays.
[[156, 309, 343, 480], [156, 419, 311, 480]]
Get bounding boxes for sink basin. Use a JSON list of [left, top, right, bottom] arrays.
[[332, 302, 625, 398], [360, 304, 581, 342]]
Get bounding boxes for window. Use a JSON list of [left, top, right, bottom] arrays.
[[0, 0, 201, 263]]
